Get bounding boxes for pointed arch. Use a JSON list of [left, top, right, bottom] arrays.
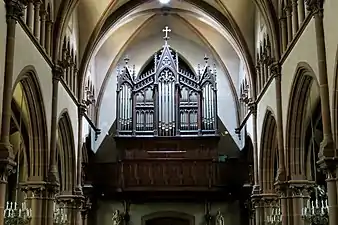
[[57, 110, 76, 193], [13, 66, 49, 179], [332, 45, 338, 149], [285, 62, 318, 180], [259, 108, 278, 193]]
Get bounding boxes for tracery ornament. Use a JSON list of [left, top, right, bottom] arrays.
[[116, 26, 218, 137]]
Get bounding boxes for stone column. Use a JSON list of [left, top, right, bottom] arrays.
[[306, 1, 338, 224], [280, 16, 288, 52], [39, 8, 46, 48], [288, 182, 313, 225], [33, 0, 41, 40], [292, 0, 299, 35], [275, 183, 289, 225], [57, 195, 84, 225], [249, 102, 260, 194], [45, 19, 53, 56], [252, 195, 263, 225], [0, 2, 24, 224], [22, 184, 45, 225], [46, 65, 63, 225], [76, 104, 87, 193], [298, 0, 305, 25], [81, 198, 91, 225], [285, 5, 293, 43], [26, 0, 34, 30], [271, 63, 286, 182]]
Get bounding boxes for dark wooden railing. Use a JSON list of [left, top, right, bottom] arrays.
[[92, 159, 246, 192]]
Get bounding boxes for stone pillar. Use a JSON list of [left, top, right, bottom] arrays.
[[280, 16, 288, 52], [292, 0, 299, 35], [57, 195, 84, 225], [270, 63, 286, 182], [306, 1, 338, 224], [252, 195, 263, 225], [39, 9, 46, 48], [81, 198, 92, 225], [26, 0, 34, 30], [298, 0, 305, 25], [288, 182, 313, 225], [45, 19, 53, 56], [0, 2, 24, 224], [46, 184, 58, 225], [22, 183, 45, 225], [45, 65, 64, 225], [285, 5, 293, 43], [33, 0, 41, 39], [249, 102, 261, 197], [76, 104, 87, 192], [275, 182, 289, 225], [328, 171, 338, 224]]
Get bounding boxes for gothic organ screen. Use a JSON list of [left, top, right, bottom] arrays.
[[116, 27, 218, 137]]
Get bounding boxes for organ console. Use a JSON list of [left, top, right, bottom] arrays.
[[116, 26, 218, 137]]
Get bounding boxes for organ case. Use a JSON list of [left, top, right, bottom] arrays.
[[116, 38, 218, 137]]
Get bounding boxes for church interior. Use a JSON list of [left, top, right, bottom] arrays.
[[0, 0, 338, 225]]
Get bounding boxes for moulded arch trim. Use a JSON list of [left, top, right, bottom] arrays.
[[141, 211, 195, 225], [12, 66, 49, 178], [332, 44, 338, 146], [57, 110, 76, 192], [285, 62, 317, 178], [259, 107, 278, 192]]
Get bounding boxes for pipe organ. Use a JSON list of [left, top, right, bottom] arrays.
[[116, 27, 218, 137]]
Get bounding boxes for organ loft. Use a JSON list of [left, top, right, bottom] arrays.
[[92, 27, 249, 203]]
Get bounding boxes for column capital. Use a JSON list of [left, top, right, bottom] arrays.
[[5, 0, 25, 22], [33, 0, 41, 6], [305, 0, 324, 13], [274, 180, 289, 198], [270, 62, 281, 78], [39, 8, 47, 17], [56, 194, 85, 209], [288, 180, 315, 197], [248, 101, 257, 114], [52, 64, 64, 81], [21, 181, 47, 197]]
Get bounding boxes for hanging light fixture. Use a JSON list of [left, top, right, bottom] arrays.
[[4, 91, 32, 225], [53, 201, 68, 225], [266, 202, 282, 225], [159, 0, 171, 4], [301, 186, 328, 225]]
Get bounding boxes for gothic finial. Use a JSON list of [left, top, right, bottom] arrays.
[[124, 55, 129, 65], [204, 54, 209, 64]]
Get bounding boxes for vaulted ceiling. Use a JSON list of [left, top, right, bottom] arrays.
[[76, 0, 256, 96]]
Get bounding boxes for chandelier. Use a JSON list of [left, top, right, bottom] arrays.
[[301, 186, 328, 225], [266, 204, 282, 225], [53, 202, 68, 225], [4, 201, 32, 225], [4, 93, 32, 225]]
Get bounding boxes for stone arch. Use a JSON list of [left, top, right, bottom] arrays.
[[13, 66, 49, 179], [57, 110, 76, 193], [141, 211, 195, 225], [259, 108, 278, 193], [332, 44, 338, 148], [285, 62, 318, 180]]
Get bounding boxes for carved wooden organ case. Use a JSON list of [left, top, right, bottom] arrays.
[[116, 39, 218, 137]]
